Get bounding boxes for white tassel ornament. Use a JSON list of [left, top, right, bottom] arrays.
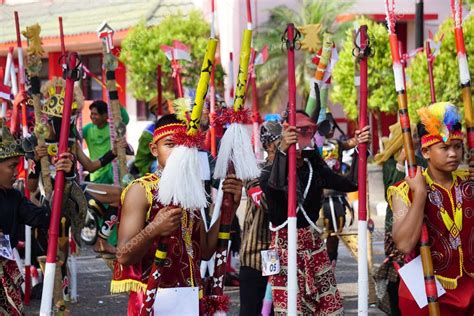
[[213, 123, 260, 180], [158, 146, 208, 209]]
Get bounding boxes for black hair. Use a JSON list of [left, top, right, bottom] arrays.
[[417, 121, 462, 139], [154, 114, 183, 130], [89, 100, 108, 115]]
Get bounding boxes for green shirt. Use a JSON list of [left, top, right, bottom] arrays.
[[82, 107, 129, 184]]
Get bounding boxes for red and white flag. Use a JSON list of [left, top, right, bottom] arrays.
[[254, 45, 269, 65], [161, 40, 192, 62], [0, 83, 12, 101]]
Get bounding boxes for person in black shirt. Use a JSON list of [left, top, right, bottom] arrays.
[[0, 121, 73, 315], [260, 111, 370, 315]]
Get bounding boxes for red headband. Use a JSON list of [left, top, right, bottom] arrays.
[[421, 130, 464, 148], [152, 123, 187, 144]]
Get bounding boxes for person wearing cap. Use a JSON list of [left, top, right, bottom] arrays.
[[260, 110, 370, 315], [239, 120, 282, 316], [388, 102, 474, 315], [0, 120, 73, 315]]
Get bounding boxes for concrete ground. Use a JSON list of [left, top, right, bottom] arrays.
[[24, 164, 389, 315]]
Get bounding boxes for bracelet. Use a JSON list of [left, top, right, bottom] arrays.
[[98, 150, 117, 167]]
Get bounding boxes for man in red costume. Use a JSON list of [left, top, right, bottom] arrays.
[[112, 114, 243, 315], [389, 102, 474, 315]]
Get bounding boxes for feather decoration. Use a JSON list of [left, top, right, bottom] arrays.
[[418, 102, 461, 142], [173, 98, 192, 124], [418, 106, 441, 137], [443, 104, 461, 130]]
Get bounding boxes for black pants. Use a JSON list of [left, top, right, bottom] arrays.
[[239, 266, 270, 316]]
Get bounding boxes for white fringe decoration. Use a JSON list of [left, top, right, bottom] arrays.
[[158, 146, 208, 209], [213, 123, 260, 180]]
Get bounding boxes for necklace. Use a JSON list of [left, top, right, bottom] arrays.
[[181, 209, 196, 287], [426, 171, 463, 249]]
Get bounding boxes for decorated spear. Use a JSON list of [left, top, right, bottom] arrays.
[[13, 12, 33, 304], [20, 22, 44, 306], [451, 0, 474, 162], [283, 23, 299, 316], [24, 24, 52, 198], [355, 24, 370, 315], [39, 52, 80, 316], [161, 41, 191, 98], [10, 11, 26, 135], [97, 22, 130, 186], [385, 1, 440, 315], [209, 0, 217, 157], [245, 0, 262, 160], [139, 38, 218, 315], [209, 24, 259, 315]]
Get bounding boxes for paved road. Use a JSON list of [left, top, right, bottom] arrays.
[[24, 165, 388, 315], [24, 234, 386, 315]]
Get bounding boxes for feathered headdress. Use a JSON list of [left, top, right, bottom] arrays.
[[417, 102, 463, 148]]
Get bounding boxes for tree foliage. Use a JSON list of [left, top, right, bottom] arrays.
[[331, 17, 398, 120], [120, 10, 224, 101], [254, 0, 353, 113], [406, 14, 474, 122]]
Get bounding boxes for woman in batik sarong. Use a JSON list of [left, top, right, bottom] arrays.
[[260, 111, 370, 315]]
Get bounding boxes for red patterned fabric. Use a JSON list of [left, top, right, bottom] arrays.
[[390, 170, 474, 286], [269, 227, 343, 315], [0, 259, 23, 316], [111, 173, 203, 314], [398, 274, 474, 315]]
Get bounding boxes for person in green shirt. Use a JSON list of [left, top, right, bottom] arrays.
[[82, 100, 130, 184], [82, 100, 129, 255]]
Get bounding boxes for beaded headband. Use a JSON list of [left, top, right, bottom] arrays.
[[151, 123, 186, 144]]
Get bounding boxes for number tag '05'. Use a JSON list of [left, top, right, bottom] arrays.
[[261, 249, 280, 276]]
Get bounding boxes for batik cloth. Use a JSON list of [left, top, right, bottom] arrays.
[[269, 226, 343, 315], [0, 259, 23, 316]]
